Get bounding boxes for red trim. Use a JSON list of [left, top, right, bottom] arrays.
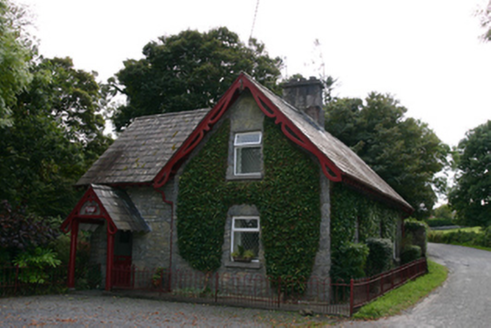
[[67, 219, 79, 289], [61, 185, 119, 290], [151, 73, 409, 211], [153, 81, 239, 188], [106, 232, 115, 291], [61, 186, 117, 233], [153, 73, 342, 189], [245, 79, 342, 182]]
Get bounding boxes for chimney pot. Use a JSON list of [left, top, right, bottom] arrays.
[[282, 77, 324, 127]]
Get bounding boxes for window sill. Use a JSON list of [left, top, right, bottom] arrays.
[[225, 261, 261, 269], [227, 173, 263, 181]]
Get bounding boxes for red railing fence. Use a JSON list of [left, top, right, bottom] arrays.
[[0, 263, 102, 297], [109, 257, 427, 316], [349, 257, 428, 315], [1, 258, 427, 317], [0, 265, 66, 297]]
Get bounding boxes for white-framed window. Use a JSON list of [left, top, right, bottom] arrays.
[[231, 216, 260, 261], [234, 132, 262, 176]]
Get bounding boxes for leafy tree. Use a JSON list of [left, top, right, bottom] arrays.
[[433, 204, 454, 221], [0, 200, 58, 263], [0, 57, 112, 217], [449, 120, 491, 227], [26, 57, 113, 164], [479, 1, 491, 41], [0, 0, 33, 127], [325, 93, 449, 219], [112, 27, 283, 131]]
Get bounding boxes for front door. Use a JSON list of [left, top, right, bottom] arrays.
[[112, 230, 133, 287]]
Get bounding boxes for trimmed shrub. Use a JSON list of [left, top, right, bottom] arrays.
[[429, 227, 491, 248], [477, 226, 491, 247], [401, 245, 421, 264], [366, 238, 393, 276], [427, 231, 443, 243], [330, 242, 369, 283], [404, 219, 427, 256]]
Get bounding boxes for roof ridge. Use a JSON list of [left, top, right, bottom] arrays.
[[134, 108, 211, 121]]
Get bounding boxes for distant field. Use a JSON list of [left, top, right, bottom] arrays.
[[431, 227, 482, 235], [428, 226, 491, 252]]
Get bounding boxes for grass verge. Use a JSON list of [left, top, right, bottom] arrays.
[[445, 243, 491, 252], [353, 259, 447, 320]]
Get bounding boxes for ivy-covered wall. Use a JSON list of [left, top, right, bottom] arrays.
[[177, 116, 321, 282], [330, 182, 401, 278], [331, 183, 400, 247]]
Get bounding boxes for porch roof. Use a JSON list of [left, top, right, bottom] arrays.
[[91, 184, 150, 232], [62, 184, 150, 233]]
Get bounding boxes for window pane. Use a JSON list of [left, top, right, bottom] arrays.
[[232, 231, 259, 258], [237, 147, 261, 174], [234, 218, 259, 229], [235, 132, 261, 145]]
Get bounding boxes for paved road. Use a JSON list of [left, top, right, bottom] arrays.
[[340, 243, 491, 328]]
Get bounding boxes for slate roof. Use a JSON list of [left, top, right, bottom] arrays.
[[77, 108, 211, 185], [76, 73, 411, 211], [247, 76, 412, 210], [91, 184, 150, 232]]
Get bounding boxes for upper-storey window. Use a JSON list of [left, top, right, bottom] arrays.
[[234, 132, 262, 175]]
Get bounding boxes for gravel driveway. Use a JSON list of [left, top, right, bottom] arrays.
[[0, 291, 339, 327]]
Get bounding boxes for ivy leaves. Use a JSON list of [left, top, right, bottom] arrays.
[[177, 118, 321, 283], [330, 183, 399, 281]]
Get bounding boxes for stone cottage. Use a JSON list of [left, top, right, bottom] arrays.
[[61, 73, 413, 291]]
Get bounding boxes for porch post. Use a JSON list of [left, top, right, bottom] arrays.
[[67, 219, 79, 289], [105, 228, 116, 291]]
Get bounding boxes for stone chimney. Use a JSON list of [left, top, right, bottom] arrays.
[[282, 76, 324, 127]]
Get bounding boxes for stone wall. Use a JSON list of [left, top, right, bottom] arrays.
[[307, 172, 331, 300], [126, 183, 173, 270], [225, 91, 265, 181], [218, 205, 268, 296]]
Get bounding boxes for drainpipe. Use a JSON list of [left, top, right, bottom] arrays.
[[155, 188, 174, 292]]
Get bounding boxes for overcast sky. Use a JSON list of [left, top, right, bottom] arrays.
[[17, 0, 491, 147]]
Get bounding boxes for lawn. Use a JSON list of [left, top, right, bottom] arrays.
[[353, 260, 448, 320]]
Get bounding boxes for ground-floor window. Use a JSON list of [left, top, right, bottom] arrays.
[[231, 216, 260, 262]]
